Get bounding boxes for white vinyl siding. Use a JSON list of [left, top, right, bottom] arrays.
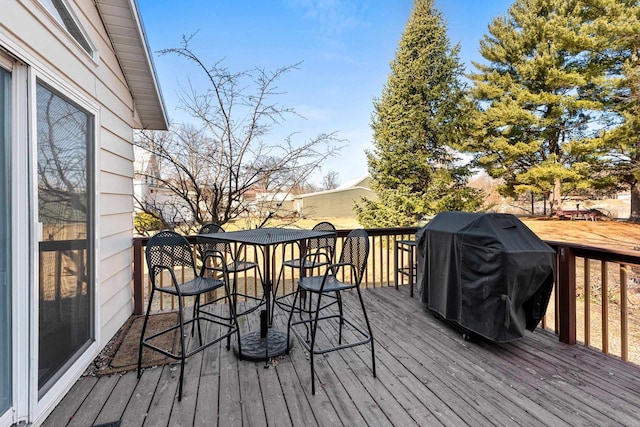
[[1, 0, 145, 422]]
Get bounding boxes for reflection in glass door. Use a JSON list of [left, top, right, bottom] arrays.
[[0, 65, 11, 418], [36, 81, 94, 395]]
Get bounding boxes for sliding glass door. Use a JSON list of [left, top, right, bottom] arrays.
[[0, 63, 11, 420], [36, 80, 94, 395]]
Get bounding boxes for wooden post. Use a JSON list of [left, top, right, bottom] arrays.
[[601, 261, 609, 354], [557, 245, 576, 345], [584, 259, 590, 346], [133, 238, 144, 315], [620, 264, 628, 361]]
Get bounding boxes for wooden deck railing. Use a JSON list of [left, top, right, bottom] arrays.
[[132, 228, 640, 364], [546, 241, 640, 363], [132, 228, 418, 315]]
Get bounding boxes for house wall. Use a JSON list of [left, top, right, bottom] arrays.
[[295, 188, 376, 218], [1, 0, 139, 348]]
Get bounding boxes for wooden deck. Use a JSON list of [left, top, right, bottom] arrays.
[[44, 285, 640, 426]]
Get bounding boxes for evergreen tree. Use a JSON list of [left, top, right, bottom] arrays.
[[578, 0, 640, 221], [355, 0, 482, 228], [467, 0, 609, 212]]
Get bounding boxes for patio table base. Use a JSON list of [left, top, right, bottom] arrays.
[[234, 330, 291, 361]]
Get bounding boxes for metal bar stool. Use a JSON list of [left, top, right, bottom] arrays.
[[394, 239, 416, 297]]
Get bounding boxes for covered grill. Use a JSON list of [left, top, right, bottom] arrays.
[[416, 211, 555, 342]]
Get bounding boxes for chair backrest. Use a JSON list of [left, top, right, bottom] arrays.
[[308, 221, 337, 259], [197, 223, 232, 258], [338, 229, 369, 285], [146, 230, 197, 287]]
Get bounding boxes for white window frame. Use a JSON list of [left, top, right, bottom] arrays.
[[34, 0, 98, 62]]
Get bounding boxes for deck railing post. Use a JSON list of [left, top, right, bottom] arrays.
[[557, 245, 577, 345], [133, 238, 144, 315]]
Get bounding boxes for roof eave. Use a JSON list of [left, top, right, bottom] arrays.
[[96, 0, 169, 130]]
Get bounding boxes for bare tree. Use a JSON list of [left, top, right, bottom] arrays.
[[321, 171, 340, 191], [134, 36, 343, 233]]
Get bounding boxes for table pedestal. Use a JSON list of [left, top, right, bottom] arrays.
[[234, 330, 291, 361]]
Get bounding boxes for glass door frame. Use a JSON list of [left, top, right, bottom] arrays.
[[0, 52, 14, 427], [0, 48, 101, 426], [0, 42, 101, 425], [0, 51, 30, 427], [28, 66, 101, 424]]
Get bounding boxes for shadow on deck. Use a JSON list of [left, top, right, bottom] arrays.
[[44, 285, 640, 426]]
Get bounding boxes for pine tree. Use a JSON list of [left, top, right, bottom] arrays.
[[578, 0, 640, 221], [355, 0, 482, 227], [467, 0, 609, 212]]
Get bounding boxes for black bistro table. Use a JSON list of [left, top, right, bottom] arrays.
[[197, 227, 333, 363]]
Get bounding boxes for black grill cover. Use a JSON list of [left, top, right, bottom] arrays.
[[416, 212, 555, 342]]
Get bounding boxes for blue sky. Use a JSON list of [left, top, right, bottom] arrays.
[[138, 0, 513, 186]]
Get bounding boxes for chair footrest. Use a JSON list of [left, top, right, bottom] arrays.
[[142, 317, 238, 360], [291, 314, 372, 355], [274, 293, 338, 314]]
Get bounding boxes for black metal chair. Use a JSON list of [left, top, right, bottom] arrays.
[[286, 228, 375, 395], [138, 230, 240, 401], [197, 223, 264, 317], [272, 221, 337, 322]]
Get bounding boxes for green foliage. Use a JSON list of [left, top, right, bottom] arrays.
[[134, 211, 164, 236], [466, 0, 640, 216], [577, 0, 640, 220], [356, 0, 483, 227], [468, 0, 595, 209]]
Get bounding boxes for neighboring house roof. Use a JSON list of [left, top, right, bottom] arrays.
[[335, 176, 371, 190], [95, 0, 168, 130]]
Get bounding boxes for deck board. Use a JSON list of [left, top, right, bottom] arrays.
[[93, 372, 139, 426], [120, 364, 162, 427], [66, 374, 118, 427], [240, 312, 269, 427], [44, 285, 640, 426]]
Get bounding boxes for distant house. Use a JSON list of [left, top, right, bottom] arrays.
[[133, 147, 196, 225], [292, 176, 378, 218], [1, 1, 167, 425]]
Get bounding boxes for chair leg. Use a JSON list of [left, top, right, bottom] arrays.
[[337, 291, 344, 345], [138, 288, 155, 378], [226, 281, 235, 351], [195, 295, 204, 346], [356, 287, 376, 378], [300, 289, 313, 342], [177, 296, 186, 402], [191, 297, 197, 338], [286, 287, 300, 354], [309, 292, 324, 396], [310, 348, 315, 396], [371, 337, 376, 378]]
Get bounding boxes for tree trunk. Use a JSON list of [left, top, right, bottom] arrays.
[[630, 182, 640, 222], [549, 178, 562, 213], [530, 191, 534, 215]]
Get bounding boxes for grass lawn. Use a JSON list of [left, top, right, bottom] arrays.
[[230, 214, 640, 252], [520, 217, 640, 251]]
